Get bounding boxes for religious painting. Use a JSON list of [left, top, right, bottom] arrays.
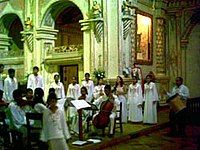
[[135, 12, 153, 65]]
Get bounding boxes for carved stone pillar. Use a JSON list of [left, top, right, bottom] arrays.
[[156, 18, 166, 76], [0, 34, 11, 57]]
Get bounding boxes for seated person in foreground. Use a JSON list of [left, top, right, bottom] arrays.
[[8, 89, 27, 138], [92, 84, 120, 136]]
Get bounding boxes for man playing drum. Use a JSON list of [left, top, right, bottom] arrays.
[[166, 77, 189, 137]]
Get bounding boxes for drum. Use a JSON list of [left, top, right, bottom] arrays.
[[167, 95, 186, 113]]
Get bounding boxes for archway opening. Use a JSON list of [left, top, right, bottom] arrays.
[[55, 5, 83, 46]]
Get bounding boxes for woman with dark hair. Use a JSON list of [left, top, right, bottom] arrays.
[[143, 75, 159, 124], [33, 88, 46, 113], [114, 76, 128, 123], [127, 76, 143, 123], [93, 77, 105, 101]]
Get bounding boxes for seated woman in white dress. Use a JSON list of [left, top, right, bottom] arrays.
[[33, 88, 46, 113], [113, 76, 128, 123]]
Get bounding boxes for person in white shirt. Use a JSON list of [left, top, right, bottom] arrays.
[[43, 93, 71, 150], [93, 78, 105, 101], [143, 75, 159, 124], [4, 68, 18, 103], [27, 66, 44, 92], [82, 73, 94, 100], [93, 85, 120, 137], [127, 76, 143, 123], [0, 64, 5, 91], [50, 74, 65, 110], [66, 76, 81, 134], [166, 77, 190, 137], [8, 89, 27, 138]]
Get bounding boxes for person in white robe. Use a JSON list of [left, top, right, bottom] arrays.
[[66, 76, 81, 133], [93, 84, 120, 136], [43, 93, 71, 150], [27, 66, 44, 92], [82, 73, 94, 100], [127, 76, 143, 122], [143, 75, 159, 124], [114, 76, 128, 123], [4, 68, 18, 103], [93, 78, 105, 101], [50, 74, 65, 110]]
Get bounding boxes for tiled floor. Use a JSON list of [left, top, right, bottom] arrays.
[[68, 107, 170, 150], [104, 125, 200, 150]]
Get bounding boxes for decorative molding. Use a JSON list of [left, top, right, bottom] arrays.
[[21, 31, 33, 52], [122, 15, 135, 40], [35, 28, 58, 40], [80, 18, 104, 42], [156, 18, 166, 75]]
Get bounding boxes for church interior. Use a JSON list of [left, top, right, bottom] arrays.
[[0, 0, 200, 149]]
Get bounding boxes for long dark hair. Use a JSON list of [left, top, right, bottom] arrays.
[[33, 88, 45, 107], [113, 76, 124, 92]]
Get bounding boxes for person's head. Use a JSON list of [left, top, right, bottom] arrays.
[[97, 78, 103, 85], [8, 68, 15, 79], [0, 90, 3, 101], [93, 1, 97, 5], [71, 76, 77, 85], [48, 88, 55, 94], [104, 84, 111, 96], [33, 66, 39, 76], [27, 17, 30, 21], [13, 89, 23, 105], [116, 76, 124, 87], [47, 93, 58, 108], [34, 88, 44, 99], [85, 73, 90, 81], [132, 76, 138, 84], [54, 74, 60, 83], [33, 88, 44, 105], [26, 88, 33, 100], [146, 75, 151, 83], [81, 86, 88, 96], [0, 64, 4, 73], [176, 77, 183, 87]]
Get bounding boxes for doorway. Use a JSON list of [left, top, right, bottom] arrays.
[[60, 65, 78, 95]]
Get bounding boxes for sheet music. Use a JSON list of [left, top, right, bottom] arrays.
[[71, 100, 91, 110]]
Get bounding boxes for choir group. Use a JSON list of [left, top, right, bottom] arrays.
[[0, 64, 161, 150]]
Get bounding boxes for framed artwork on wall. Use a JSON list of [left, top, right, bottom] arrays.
[[135, 11, 153, 65]]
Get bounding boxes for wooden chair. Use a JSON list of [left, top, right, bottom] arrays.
[[114, 102, 123, 134], [26, 112, 43, 149]]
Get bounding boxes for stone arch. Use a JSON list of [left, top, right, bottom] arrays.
[[0, 13, 24, 52], [181, 10, 200, 41], [40, 0, 86, 28]]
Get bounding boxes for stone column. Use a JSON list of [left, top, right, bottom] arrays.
[[0, 34, 11, 57], [79, 20, 92, 77]]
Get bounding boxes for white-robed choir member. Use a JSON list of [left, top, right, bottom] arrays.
[[66, 76, 81, 133], [114, 76, 127, 123], [50, 74, 65, 110], [93, 85, 120, 136], [43, 93, 71, 150], [4, 68, 18, 103], [27, 66, 44, 92], [82, 73, 94, 100], [93, 78, 105, 101], [127, 76, 143, 122], [143, 75, 159, 124]]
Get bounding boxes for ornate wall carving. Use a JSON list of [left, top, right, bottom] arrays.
[[156, 18, 166, 75]]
